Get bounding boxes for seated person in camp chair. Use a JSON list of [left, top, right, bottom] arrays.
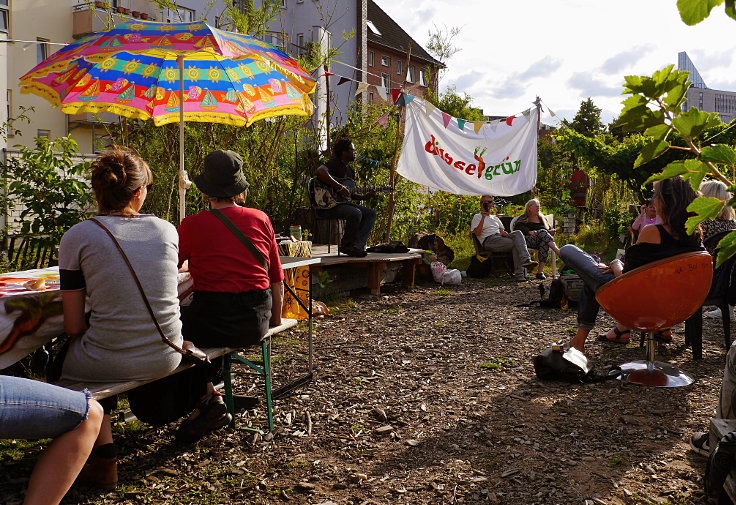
[[471, 195, 538, 282], [513, 198, 561, 280], [559, 177, 703, 353]]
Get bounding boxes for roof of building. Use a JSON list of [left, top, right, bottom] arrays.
[[367, 0, 444, 68]]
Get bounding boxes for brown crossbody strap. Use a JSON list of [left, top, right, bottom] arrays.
[[89, 217, 192, 359]]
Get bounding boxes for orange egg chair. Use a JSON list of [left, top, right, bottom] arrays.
[[595, 251, 712, 387]]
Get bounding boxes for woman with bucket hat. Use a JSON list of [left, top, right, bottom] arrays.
[[177, 150, 284, 440]]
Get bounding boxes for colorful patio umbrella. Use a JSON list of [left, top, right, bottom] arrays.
[[19, 20, 316, 221]]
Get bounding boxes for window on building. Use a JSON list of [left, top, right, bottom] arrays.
[[296, 33, 304, 56], [279, 0, 286, 7], [369, 92, 374, 103], [397, 60, 403, 76], [37, 38, 49, 64], [94, 133, 113, 154], [368, 50, 374, 67], [162, 6, 195, 23], [264, 31, 286, 50], [37, 129, 51, 139], [381, 73, 390, 89], [381, 55, 390, 67], [0, 0, 8, 33], [419, 69, 427, 86], [366, 20, 381, 36], [407, 65, 415, 83]]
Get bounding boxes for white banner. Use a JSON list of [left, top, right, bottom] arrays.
[[396, 96, 538, 196]]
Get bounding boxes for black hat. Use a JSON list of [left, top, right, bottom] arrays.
[[194, 150, 249, 198]]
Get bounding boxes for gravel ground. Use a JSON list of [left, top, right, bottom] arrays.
[[0, 276, 729, 505]]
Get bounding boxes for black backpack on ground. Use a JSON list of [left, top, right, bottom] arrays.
[[466, 254, 492, 278]]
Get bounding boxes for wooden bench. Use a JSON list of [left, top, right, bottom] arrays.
[[709, 417, 736, 501], [55, 318, 299, 433]]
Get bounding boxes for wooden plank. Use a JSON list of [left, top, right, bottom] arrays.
[[368, 263, 387, 294], [56, 319, 298, 399]]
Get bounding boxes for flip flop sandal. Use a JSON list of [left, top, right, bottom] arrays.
[[596, 327, 631, 344], [654, 329, 673, 343]]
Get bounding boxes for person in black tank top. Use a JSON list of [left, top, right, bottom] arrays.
[[559, 177, 703, 352]]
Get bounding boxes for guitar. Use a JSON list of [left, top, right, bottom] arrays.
[[310, 177, 393, 210]]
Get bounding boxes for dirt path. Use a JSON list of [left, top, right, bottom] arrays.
[[0, 277, 726, 504]]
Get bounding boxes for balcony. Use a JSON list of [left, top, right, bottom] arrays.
[[72, 3, 155, 40]]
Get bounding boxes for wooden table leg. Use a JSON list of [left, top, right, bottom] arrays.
[[368, 263, 386, 294], [402, 258, 420, 289]]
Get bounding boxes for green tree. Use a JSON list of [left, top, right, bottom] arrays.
[[0, 135, 93, 245], [425, 86, 485, 121], [562, 98, 604, 136]]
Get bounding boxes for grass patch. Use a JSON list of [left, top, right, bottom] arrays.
[[0, 439, 46, 461], [479, 357, 515, 369], [434, 288, 452, 295]]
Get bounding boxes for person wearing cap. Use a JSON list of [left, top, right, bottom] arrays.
[[315, 138, 377, 257], [178, 149, 284, 350]]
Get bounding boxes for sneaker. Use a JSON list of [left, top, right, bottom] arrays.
[[523, 260, 538, 270], [535, 272, 546, 280], [342, 245, 368, 258], [76, 457, 118, 489], [175, 396, 232, 443], [705, 307, 735, 320], [690, 431, 711, 457]]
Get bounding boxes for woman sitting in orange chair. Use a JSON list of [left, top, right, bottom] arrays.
[[559, 176, 703, 352]]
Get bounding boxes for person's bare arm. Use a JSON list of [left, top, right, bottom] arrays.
[[472, 214, 488, 238], [61, 290, 87, 337], [316, 165, 350, 198], [270, 281, 283, 327]]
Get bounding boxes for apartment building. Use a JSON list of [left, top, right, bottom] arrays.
[[679, 51, 736, 123]]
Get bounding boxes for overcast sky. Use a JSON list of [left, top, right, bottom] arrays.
[[374, 0, 736, 126]]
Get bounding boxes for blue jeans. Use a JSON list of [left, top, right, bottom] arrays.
[[317, 203, 377, 249], [0, 376, 90, 439], [559, 244, 615, 330]]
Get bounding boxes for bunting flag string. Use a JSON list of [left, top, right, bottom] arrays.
[[375, 85, 387, 101], [337, 76, 351, 86], [457, 119, 466, 131], [472, 122, 484, 134], [354, 82, 369, 96], [441, 112, 452, 128], [375, 112, 389, 127]]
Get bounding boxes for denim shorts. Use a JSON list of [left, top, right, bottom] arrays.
[[0, 376, 90, 440]]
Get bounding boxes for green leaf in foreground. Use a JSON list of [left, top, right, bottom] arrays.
[[701, 144, 736, 165], [686, 196, 726, 234], [716, 230, 736, 268], [677, 0, 724, 25], [635, 140, 670, 168]]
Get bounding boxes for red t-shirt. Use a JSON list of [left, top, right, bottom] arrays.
[[178, 206, 284, 292]]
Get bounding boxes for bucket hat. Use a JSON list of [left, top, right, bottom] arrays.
[[194, 150, 249, 198]]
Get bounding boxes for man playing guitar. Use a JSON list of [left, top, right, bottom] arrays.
[[315, 138, 377, 257]]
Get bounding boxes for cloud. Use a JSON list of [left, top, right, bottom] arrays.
[[687, 49, 733, 71], [601, 46, 652, 74], [446, 70, 484, 92], [517, 57, 562, 80], [567, 72, 621, 97]]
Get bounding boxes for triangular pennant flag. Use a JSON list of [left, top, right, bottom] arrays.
[[548, 107, 557, 117], [354, 82, 369, 96], [472, 121, 484, 134], [441, 112, 452, 128], [337, 76, 351, 86], [395, 93, 406, 106], [376, 112, 389, 126], [404, 94, 414, 104], [489, 122, 498, 132], [457, 119, 467, 131], [505, 115, 515, 126], [423, 100, 436, 116], [391, 89, 402, 102], [375, 85, 387, 101], [522, 108, 531, 120], [316, 71, 335, 78]]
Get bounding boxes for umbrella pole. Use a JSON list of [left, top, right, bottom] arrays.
[[177, 55, 191, 223]]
